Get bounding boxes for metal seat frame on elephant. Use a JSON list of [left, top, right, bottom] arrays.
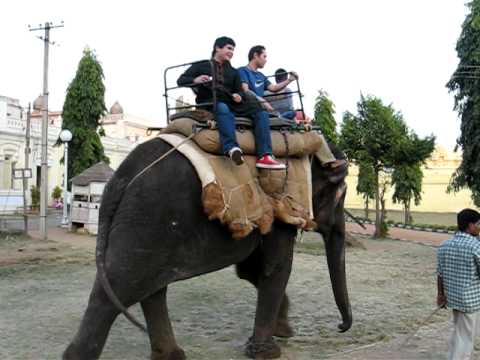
[[154, 60, 312, 134]]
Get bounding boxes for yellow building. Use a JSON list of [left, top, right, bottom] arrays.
[[344, 146, 476, 213]]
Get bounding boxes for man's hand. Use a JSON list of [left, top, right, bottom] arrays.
[[288, 71, 299, 82], [232, 93, 242, 103], [437, 294, 447, 308], [193, 75, 212, 84], [262, 101, 274, 113]]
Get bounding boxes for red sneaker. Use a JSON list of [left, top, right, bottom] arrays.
[[256, 154, 286, 170]]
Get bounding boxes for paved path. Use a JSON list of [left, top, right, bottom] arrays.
[[347, 222, 451, 247], [29, 222, 451, 250], [30, 226, 96, 250]]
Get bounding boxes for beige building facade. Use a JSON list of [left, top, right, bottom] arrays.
[[344, 146, 476, 213], [0, 95, 155, 212]]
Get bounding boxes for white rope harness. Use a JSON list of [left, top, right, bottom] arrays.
[[126, 133, 195, 190]]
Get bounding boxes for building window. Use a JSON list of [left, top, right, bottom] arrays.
[[10, 161, 17, 189], [1, 156, 12, 189]]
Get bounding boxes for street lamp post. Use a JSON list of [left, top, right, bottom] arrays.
[[59, 129, 72, 227]]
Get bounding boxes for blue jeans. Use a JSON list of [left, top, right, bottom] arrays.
[[215, 102, 272, 157], [280, 110, 296, 120]]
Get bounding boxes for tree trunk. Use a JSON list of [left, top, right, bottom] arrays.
[[406, 199, 412, 224], [374, 170, 381, 238], [380, 197, 386, 225], [364, 197, 369, 220]]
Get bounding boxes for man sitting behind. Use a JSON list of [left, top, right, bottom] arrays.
[[264, 68, 296, 120]]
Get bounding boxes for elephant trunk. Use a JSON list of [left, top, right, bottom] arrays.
[[324, 218, 352, 332]]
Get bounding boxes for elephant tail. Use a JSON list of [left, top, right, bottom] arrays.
[[95, 177, 148, 333]]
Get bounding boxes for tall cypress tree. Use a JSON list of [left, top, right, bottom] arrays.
[[57, 48, 109, 185], [313, 90, 338, 144], [446, 0, 480, 205]]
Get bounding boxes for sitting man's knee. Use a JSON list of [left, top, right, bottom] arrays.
[[216, 102, 231, 114]]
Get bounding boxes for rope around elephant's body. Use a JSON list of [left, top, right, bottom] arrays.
[[126, 133, 196, 190]]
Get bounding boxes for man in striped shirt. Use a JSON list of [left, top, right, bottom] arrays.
[[437, 208, 480, 359]]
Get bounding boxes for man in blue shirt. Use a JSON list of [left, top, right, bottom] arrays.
[[437, 208, 480, 359], [239, 46, 346, 170], [238, 46, 298, 114]]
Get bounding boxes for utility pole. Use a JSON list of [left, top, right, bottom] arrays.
[[23, 104, 31, 233], [29, 21, 63, 240]]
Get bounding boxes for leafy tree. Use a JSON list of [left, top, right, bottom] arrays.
[[340, 95, 434, 237], [313, 90, 338, 144], [446, 0, 480, 206], [340, 95, 405, 237], [391, 129, 434, 223], [392, 164, 423, 224], [356, 161, 376, 219], [56, 48, 109, 188]]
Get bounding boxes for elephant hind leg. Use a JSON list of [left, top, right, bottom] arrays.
[[63, 278, 121, 360], [141, 287, 186, 360]]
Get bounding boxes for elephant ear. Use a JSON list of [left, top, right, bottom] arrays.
[[325, 161, 348, 185]]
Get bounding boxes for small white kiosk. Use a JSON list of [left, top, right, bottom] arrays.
[[70, 162, 114, 235]]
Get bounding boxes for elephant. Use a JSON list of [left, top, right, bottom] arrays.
[[63, 137, 352, 360]]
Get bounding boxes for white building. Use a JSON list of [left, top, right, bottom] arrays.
[[0, 95, 156, 212]]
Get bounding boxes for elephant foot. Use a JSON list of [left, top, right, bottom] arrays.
[[151, 346, 186, 360], [245, 336, 281, 359], [62, 345, 80, 360], [274, 320, 294, 338]]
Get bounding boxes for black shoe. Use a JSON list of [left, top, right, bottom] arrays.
[[228, 147, 244, 165]]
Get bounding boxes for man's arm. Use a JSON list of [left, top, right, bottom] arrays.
[[241, 83, 274, 112], [267, 71, 299, 93], [437, 252, 447, 308], [437, 275, 446, 308], [177, 61, 211, 87]]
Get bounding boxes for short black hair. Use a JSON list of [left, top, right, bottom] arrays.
[[457, 208, 480, 231], [275, 68, 288, 83], [212, 36, 236, 57], [248, 45, 266, 61]]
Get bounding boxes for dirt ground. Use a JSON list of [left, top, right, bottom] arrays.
[[0, 229, 463, 360]]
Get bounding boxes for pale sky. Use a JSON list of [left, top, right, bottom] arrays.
[[1, 0, 467, 150]]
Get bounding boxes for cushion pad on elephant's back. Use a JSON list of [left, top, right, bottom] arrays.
[[161, 117, 324, 157]]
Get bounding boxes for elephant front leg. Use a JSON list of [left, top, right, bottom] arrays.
[[141, 287, 186, 360], [236, 255, 294, 339], [246, 232, 295, 359], [274, 295, 294, 338]]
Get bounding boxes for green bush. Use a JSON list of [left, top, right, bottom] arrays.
[[52, 185, 62, 201], [30, 185, 40, 210], [379, 221, 389, 237]]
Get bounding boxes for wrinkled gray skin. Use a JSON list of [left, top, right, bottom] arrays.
[[63, 138, 351, 360]]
